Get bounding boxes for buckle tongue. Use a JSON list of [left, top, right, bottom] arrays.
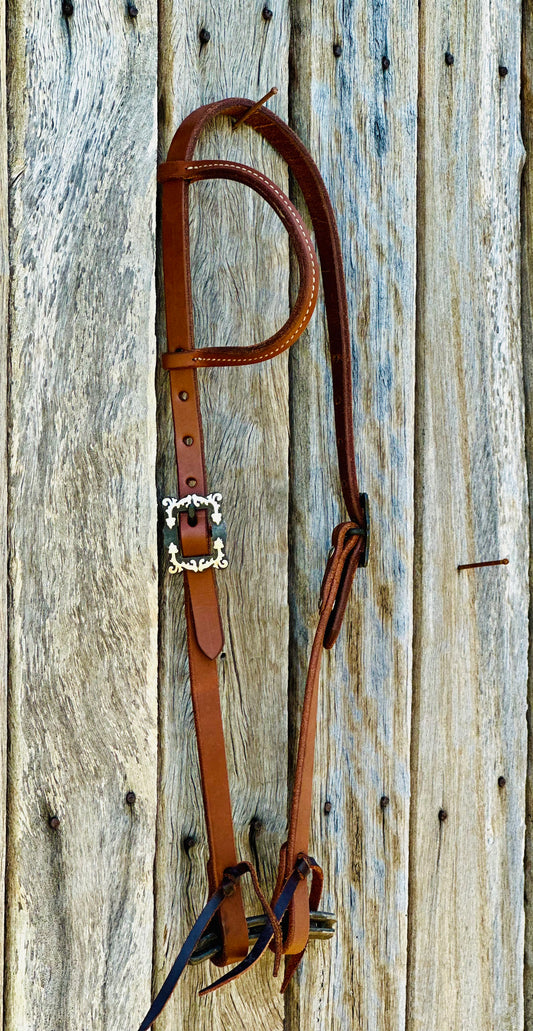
[[162, 493, 228, 574]]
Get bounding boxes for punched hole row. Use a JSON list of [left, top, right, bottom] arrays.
[[177, 389, 199, 501], [178, 390, 194, 448], [177, 389, 199, 514]]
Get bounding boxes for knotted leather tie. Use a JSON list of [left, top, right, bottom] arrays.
[[136, 96, 368, 1030]]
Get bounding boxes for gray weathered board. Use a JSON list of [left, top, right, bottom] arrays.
[[0, 0, 532, 1029]]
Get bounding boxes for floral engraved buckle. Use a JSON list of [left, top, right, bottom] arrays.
[[162, 493, 228, 574]]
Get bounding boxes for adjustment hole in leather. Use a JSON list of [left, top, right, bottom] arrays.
[[178, 390, 189, 401], [183, 436, 194, 446], [186, 476, 197, 487]]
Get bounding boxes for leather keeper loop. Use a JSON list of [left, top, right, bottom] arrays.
[[158, 159, 196, 182]]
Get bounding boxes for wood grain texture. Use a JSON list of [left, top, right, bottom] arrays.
[[154, 4, 292, 1028], [410, 3, 528, 1029], [0, 0, 8, 1025], [3, 3, 532, 1030], [287, 1, 417, 1029], [5, 4, 159, 1029], [522, 2, 533, 1023]]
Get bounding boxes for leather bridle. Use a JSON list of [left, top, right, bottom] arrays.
[[136, 96, 368, 1030]]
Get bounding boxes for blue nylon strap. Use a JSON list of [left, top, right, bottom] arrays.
[[136, 883, 227, 1031]]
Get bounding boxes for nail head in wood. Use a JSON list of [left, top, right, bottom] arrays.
[[126, 790, 136, 806], [445, 51, 454, 66], [498, 776, 506, 788], [199, 28, 211, 44], [128, 2, 138, 16], [62, 0, 74, 16], [380, 795, 390, 809], [333, 43, 343, 57], [438, 808, 448, 822], [499, 65, 508, 77], [262, 6, 273, 19], [324, 801, 332, 814], [183, 835, 196, 852], [49, 815, 60, 830], [382, 56, 390, 71]]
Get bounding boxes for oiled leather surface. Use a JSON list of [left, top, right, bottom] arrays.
[[136, 97, 368, 1029]]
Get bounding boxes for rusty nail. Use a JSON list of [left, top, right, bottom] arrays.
[[262, 6, 273, 18], [438, 808, 448, 822], [499, 65, 508, 78], [324, 801, 332, 814], [380, 795, 390, 809], [183, 436, 194, 447], [62, 0, 74, 15], [333, 43, 343, 57], [445, 51, 454, 66], [458, 557, 509, 571], [186, 476, 197, 487], [178, 391, 189, 401], [232, 88, 278, 131], [128, 2, 138, 15], [382, 56, 390, 71], [126, 790, 136, 806], [49, 815, 60, 829], [498, 776, 506, 788], [199, 27, 211, 44]]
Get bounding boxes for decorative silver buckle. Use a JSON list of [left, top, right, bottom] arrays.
[[162, 493, 228, 574]]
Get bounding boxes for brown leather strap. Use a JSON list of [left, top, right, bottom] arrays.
[[277, 525, 366, 957], [152, 95, 368, 1011], [184, 582, 248, 964]]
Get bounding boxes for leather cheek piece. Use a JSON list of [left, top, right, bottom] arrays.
[[134, 97, 369, 1031]]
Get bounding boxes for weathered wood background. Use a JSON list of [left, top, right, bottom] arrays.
[[0, 0, 532, 1028]]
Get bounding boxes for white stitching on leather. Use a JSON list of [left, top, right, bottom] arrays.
[[184, 161, 319, 365]]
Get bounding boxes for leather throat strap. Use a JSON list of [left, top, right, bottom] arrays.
[[138, 97, 368, 1026]]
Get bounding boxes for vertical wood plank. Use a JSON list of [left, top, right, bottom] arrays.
[[287, 1, 417, 1028], [154, 5, 292, 1028], [522, 1, 533, 1022], [5, 4, 159, 1028], [410, 3, 528, 1028], [0, 0, 8, 1025]]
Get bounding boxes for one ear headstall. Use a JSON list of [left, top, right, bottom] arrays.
[[136, 93, 368, 1030]]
